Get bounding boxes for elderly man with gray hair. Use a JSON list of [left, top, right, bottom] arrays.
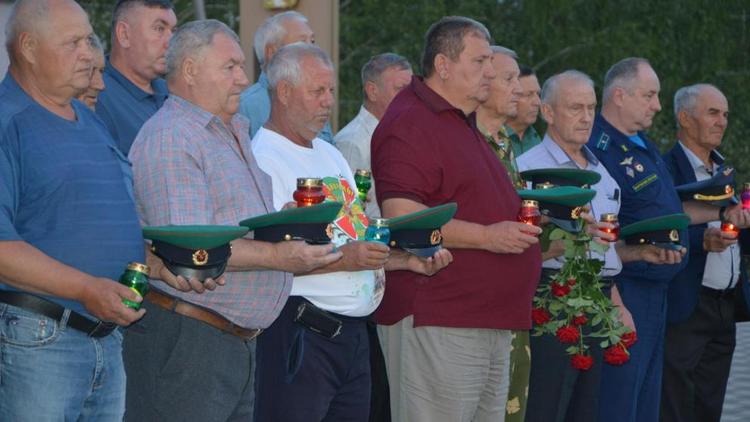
[[661, 83, 750, 422], [238, 11, 334, 143], [123, 20, 343, 422], [251, 42, 451, 422], [335, 52, 413, 218]]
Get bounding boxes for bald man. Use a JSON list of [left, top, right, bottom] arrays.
[[0, 0, 147, 420]]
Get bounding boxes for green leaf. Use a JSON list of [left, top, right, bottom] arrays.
[[600, 340, 609, 348], [549, 227, 568, 240]]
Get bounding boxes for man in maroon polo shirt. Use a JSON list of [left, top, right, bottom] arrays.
[[371, 16, 543, 422]]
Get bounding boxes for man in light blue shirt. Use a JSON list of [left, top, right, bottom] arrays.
[[96, 0, 176, 155], [239, 11, 334, 143]]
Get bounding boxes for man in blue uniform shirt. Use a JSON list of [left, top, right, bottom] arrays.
[[0, 0, 147, 419], [96, 0, 176, 154], [661, 84, 750, 422], [587, 57, 688, 422]]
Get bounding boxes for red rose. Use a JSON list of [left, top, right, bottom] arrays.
[[531, 307, 551, 325], [571, 353, 594, 370], [572, 314, 588, 326], [620, 331, 637, 348], [551, 283, 571, 297], [556, 325, 580, 343], [567, 277, 577, 286], [604, 345, 630, 365]]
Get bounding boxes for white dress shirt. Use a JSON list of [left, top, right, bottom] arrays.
[[335, 106, 381, 218]]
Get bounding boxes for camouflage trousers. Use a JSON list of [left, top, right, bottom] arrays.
[[505, 330, 531, 421]]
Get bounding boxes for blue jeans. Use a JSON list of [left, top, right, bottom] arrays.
[[0, 303, 126, 422]]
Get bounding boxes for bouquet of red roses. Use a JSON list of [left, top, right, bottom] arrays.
[[532, 223, 637, 370]]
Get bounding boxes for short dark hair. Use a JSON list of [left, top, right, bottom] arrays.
[[518, 64, 535, 78], [420, 16, 491, 78], [112, 0, 174, 29]]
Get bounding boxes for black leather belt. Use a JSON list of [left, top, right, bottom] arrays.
[[0, 290, 116, 338], [701, 285, 734, 299]]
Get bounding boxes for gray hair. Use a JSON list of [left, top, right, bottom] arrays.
[[602, 57, 650, 104], [673, 83, 721, 125], [91, 33, 104, 55], [165, 19, 239, 81], [253, 11, 309, 68], [5, 0, 50, 59], [490, 45, 517, 59], [360, 52, 411, 95], [541, 70, 595, 106], [421, 16, 491, 78], [267, 42, 333, 91]]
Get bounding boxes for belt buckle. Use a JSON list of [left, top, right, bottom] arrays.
[[88, 321, 117, 337]]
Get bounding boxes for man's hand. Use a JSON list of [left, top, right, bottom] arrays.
[[272, 241, 343, 273], [724, 204, 750, 229], [404, 248, 453, 276], [337, 241, 390, 271], [483, 221, 541, 254], [78, 277, 145, 326], [146, 245, 224, 293], [611, 285, 636, 332], [703, 226, 737, 253], [542, 239, 566, 261], [636, 244, 686, 265]]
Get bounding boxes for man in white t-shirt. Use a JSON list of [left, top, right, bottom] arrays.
[[251, 43, 453, 421]]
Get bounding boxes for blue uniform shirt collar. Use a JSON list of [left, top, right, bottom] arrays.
[[541, 134, 600, 168], [594, 114, 650, 151], [257, 71, 269, 88], [104, 58, 169, 103]]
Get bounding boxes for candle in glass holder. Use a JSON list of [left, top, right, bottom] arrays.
[[518, 200, 541, 227], [354, 169, 372, 203], [365, 218, 391, 245], [742, 182, 750, 210], [721, 221, 739, 239], [599, 213, 620, 242], [293, 178, 325, 207]]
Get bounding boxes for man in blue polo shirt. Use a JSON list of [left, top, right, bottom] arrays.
[[96, 0, 176, 155], [0, 0, 146, 420]]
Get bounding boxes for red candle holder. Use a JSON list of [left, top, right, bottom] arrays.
[[518, 200, 541, 228], [293, 178, 326, 207], [599, 213, 620, 242], [721, 221, 739, 239], [742, 182, 750, 210]]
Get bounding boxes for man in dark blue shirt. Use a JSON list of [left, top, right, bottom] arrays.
[[587, 57, 688, 422], [0, 0, 146, 420], [96, 0, 176, 155]]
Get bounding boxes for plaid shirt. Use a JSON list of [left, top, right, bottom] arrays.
[[129, 95, 291, 329]]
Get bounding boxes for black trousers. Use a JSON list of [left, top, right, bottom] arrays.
[[661, 287, 737, 422], [254, 296, 371, 422]]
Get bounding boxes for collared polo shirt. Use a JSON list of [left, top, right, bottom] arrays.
[[129, 95, 290, 329], [96, 59, 168, 155], [0, 73, 145, 318], [506, 124, 542, 158], [371, 76, 542, 330], [517, 134, 622, 277], [678, 142, 739, 289], [238, 71, 335, 143]]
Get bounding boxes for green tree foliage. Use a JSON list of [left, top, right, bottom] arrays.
[[339, 0, 750, 180]]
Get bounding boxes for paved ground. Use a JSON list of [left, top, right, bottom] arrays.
[[722, 323, 750, 421]]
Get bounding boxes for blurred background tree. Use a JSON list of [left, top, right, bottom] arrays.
[[78, 0, 750, 180]]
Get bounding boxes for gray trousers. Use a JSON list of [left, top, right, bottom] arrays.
[[378, 315, 512, 422], [122, 301, 257, 422]]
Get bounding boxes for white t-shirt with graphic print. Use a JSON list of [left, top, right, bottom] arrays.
[[251, 127, 384, 317]]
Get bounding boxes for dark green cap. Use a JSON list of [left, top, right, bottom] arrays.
[[517, 186, 596, 233], [388, 203, 457, 257], [238, 202, 343, 244], [621, 213, 690, 250], [143, 225, 249, 281], [520, 168, 601, 189]]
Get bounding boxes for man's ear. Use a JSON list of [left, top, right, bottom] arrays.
[[114, 20, 131, 49], [364, 80, 379, 103], [17, 32, 38, 65]]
